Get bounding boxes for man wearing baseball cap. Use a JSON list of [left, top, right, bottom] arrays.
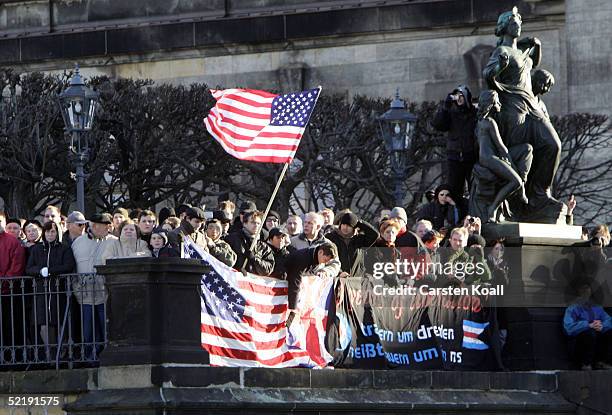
[[71, 212, 117, 359], [266, 227, 293, 279], [63, 211, 88, 247]]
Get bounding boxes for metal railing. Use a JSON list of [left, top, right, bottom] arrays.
[[0, 273, 107, 370]]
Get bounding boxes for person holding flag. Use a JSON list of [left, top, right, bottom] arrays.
[[225, 211, 275, 276]]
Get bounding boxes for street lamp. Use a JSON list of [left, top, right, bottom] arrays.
[[57, 65, 99, 213], [377, 88, 418, 207]]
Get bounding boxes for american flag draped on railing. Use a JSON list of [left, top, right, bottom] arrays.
[[204, 87, 321, 163], [183, 236, 333, 368]]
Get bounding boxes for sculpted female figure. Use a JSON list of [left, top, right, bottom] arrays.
[[476, 90, 531, 222], [483, 7, 563, 221]]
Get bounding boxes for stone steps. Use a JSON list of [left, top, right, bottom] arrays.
[[64, 367, 582, 414]]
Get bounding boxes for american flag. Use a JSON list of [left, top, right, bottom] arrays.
[[204, 87, 321, 163], [183, 237, 331, 368]]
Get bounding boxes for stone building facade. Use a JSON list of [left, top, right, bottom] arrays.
[[0, 0, 610, 118]]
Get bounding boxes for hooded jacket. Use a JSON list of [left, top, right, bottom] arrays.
[[431, 85, 477, 162]]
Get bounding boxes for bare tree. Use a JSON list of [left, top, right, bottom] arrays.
[[552, 113, 612, 225], [0, 70, 72, 217]]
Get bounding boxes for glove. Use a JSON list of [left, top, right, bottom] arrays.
[[40, 267, 49, 278], [444, 94, 454, 108]]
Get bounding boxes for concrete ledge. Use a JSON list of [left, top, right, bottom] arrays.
[[148, 366, 562, 392], [0, 368, 96, 394], [64, 387, 576, 414]]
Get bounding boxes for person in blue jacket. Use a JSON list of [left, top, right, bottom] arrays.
[[563, 283, 612, 370]]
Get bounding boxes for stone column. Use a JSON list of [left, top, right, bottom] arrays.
[[96, 257, 209, 366]]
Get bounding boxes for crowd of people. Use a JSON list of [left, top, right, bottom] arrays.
[[0, 82, 609, 369], [0, 188, 609, 368]]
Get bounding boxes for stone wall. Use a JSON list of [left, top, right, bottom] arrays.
[[565, 0, 612, 117], [1, 0, 577, 117]]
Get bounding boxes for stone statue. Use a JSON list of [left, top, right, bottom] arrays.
[[531, 68, 555, 120], [482, 7, 565, 223], [469, 90, 532, 222]]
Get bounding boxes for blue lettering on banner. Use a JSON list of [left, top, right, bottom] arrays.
[[348, 343, 385, 359]]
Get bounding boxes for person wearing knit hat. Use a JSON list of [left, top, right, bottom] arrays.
[[264, 210, 281, 231], [389, 207, 408, 225], [387, 206, 418, 248], [204, 219, 237, 267], [150, 228, 178, 258], [326, 211, 379, 274]]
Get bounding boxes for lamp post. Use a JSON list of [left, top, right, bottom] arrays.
[[57, 65, 99, 213], [377, 89, 418, 207]]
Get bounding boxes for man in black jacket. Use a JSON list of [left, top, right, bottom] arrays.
[[325, 212, 378, 276], [432, 85, 477, 198], [266, 227, 293, 280], [285, 242, 340, 309], [226, 211, 274, 276]]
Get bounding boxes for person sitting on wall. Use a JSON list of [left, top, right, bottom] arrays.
[[563, 283, 612, 370]]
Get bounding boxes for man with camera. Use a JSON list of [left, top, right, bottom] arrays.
[[431, 85, 478, 198]]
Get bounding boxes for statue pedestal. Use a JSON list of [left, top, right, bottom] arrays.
[[483, 222, 584, 370], [95, 258, 210, 366]]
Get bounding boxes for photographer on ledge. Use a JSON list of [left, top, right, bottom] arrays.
[[432, 85, 477, 198]]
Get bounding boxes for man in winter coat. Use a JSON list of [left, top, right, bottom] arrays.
[[291, 212, 334, 250], [266, 227, 294, 280], [137, 209, 157, 245], [285, 242, 341, 309], [440, 227, 491, 284], [63, 211, 87, 247], [432, 85, 477, 197], [225, 211, 274, 276], [227, 201, 257, 235], [168, 207, 208, 253], [325, 212, 378, 276], [71, 212, 117, 359]]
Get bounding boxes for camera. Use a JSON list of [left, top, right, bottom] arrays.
[[468, 217, 475, 224]]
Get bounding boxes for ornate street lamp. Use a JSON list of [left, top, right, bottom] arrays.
[[57, 65, 99, 213], [377, 89, 418, 207]]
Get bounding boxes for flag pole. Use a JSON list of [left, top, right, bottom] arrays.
[[243, 86, 323, 269], [249, 162, 290, 250]]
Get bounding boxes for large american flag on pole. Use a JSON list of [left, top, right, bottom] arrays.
[[183, 237, 333, 368], [204, 87, 321, 163]]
